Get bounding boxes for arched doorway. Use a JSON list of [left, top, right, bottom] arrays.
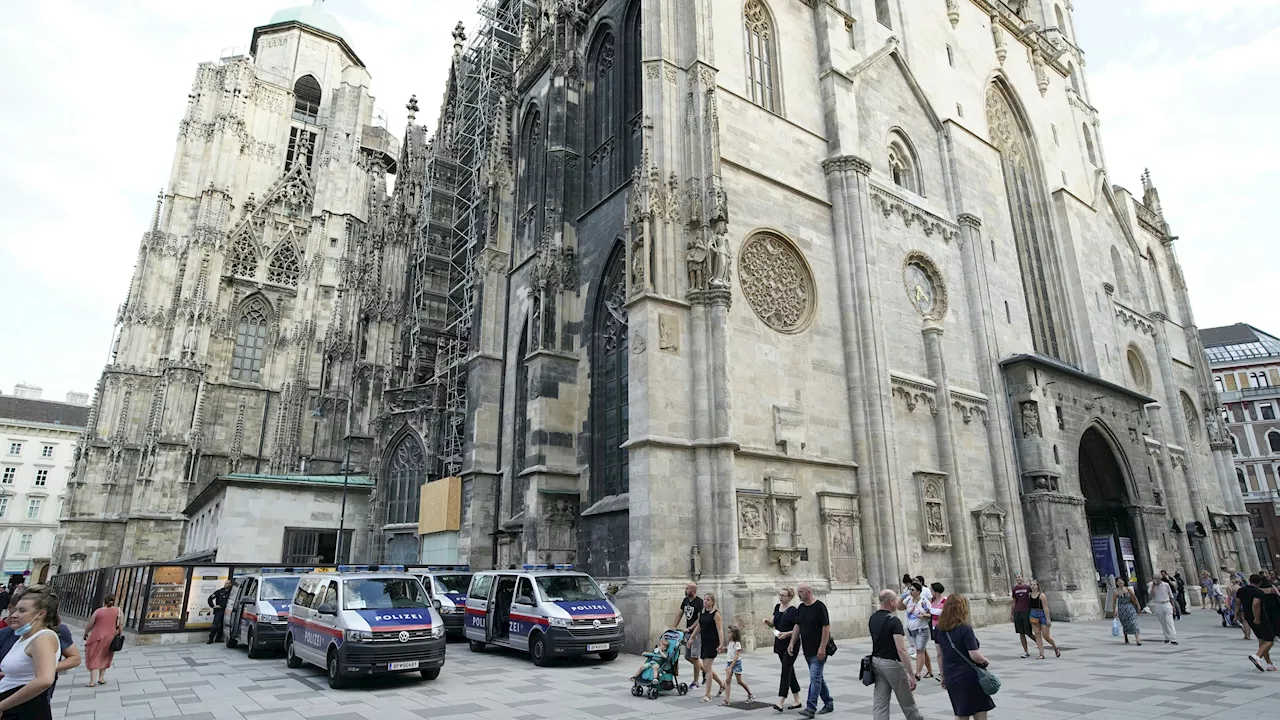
[[1079, 426, 1149, 603]]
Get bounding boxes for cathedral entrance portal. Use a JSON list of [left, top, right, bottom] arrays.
[[1079, 426, 1150, 604]]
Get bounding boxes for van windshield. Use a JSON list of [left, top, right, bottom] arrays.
[[261, 577, 300, 601], [535, 575, 605, 602], [434, 575, 472, 594], [342, 578, 430, 610]]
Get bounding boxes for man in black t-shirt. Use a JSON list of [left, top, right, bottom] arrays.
[[868, 589, 923, 720], [670, 583, 703, 687], [788, 583, 833, 718], [1241, 575, 1274, 671]]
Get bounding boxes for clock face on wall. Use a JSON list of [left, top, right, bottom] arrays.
[[906, 262, 936, 315]]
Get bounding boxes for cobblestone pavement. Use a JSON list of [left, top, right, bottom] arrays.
[[54, 609, 1278, 720]]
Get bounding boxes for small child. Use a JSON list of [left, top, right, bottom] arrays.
[[1211, 578, 1225, 612], [720, 626, 753, 706], [629, 642, 665, 684]]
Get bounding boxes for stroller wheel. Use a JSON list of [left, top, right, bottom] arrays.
[[646, 687, 659, 700], [631, 685, 643, 697], [677, 683, 689, 696]]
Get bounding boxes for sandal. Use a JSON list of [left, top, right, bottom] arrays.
[[1036, 655, 1045, 660], [1054, 647, 1061, 658], [923, 672, 935, 679], [788, 704, 802, 710], [720, 701, 732, 707], [1136, 641, 1142, 646], [701, 697, 712, 703], [772, 706, 784, 713]]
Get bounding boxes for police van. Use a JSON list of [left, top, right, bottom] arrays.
[[463, 565, 622, 666], [224, 568, 308, 657], [285, 566, 446, 689], [407, 565, 472, 639]]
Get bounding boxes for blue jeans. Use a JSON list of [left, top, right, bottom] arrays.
[[805, 656, 833, 712]]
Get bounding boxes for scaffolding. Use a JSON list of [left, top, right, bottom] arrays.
[[408, 0, 524, 479]]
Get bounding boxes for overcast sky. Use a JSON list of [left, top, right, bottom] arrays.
[[1, 0, 1276, 399]]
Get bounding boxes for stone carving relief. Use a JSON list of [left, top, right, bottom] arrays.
[[658, 314, 679, 353], [973, 502, 1010, 595], [902, 251, 948, 323], [738, 232, 815, 334], [950, 391, 990, 427], [870, 187, 960, 244], [766, 477, 805, 573], [891, 375, 938, 416], [1020, 401, 1041, 438], [915, 471, 952, 551], [738, 493, 767, 548], [1180, 391, 1201, 446], [818, 492, 862, 584]]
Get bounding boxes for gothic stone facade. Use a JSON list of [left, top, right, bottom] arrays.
[[55, 13, 395, 569], [372, 0, 1257, 650]]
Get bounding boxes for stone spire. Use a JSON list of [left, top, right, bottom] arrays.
[[1141, 168, 1163, 219]]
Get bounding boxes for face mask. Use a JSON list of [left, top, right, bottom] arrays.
[[12, 623, 33, 636]]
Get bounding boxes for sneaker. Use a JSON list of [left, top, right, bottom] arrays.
[[798, 711, 816, 719], [817, 707, 834, 715], [1249, 655, 1265, 671], [690, 683, 699, 690], [1267, 665, 1278, 672], [1019, 652, 1030, 658]]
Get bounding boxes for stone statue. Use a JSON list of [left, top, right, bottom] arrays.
[[1021, 402, 1041, 438], [687, 236, 708, 290], [709, 232, 731, 287], [181, 324, 197, 358]]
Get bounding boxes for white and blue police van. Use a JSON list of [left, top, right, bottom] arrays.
[[463, 565, 622, 666], [407, 565, 472, 639], [224, 568, 308, 657], [284, 566, 446, 689]]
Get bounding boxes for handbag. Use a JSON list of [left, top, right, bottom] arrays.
[[859, 615, 893, 686], [826, 637, 837, 657], [945, 630, 1000, 696], [109, 633, 125, 652]]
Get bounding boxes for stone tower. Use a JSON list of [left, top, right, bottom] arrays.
[[55, 5, 398, 570]]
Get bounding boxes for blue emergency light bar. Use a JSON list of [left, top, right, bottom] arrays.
[[522, 564, 575, 571], [259, 567, 315, 574], [425, 565, 471, 572], [337, 564, 407, 572]]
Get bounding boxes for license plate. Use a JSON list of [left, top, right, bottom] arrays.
[[388, 661, 419, 671], [587, 643, 610, 652]]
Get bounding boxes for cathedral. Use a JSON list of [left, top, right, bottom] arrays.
[[58, 0, 1256, 647]]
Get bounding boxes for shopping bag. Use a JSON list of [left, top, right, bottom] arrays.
[[1111, 617, 1121, 637]]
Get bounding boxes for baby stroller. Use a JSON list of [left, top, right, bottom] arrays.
[[630, 629, 690, 700]]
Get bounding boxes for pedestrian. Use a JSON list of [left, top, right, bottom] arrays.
[[915, 576, 932, 604], [898, 575, 917, 660], [1114, 577, 1142, 646], [0, 585, 61, 720], [764, 587, 802, 712], [788, 583, 834, 718], [1242, 574, 1276, 671], [1027, 579, 1060, 659], [0, 586, 79, 702], [1199, 571, 1214, 609], [692, 593, 726, 702], [1224, 577, 1242, 629], [670, 582, 704, 688], [1010, 572, 1033, 658], [1211, 577, 1225, 613], [0, 586, 10, 621], [83, 594, 123, 686], [1234, 577, 1253, 639], [929, 582, 947, 680], [905, 583, 934, 680], [1148, 572, 1179, 644], [937, 594, 995, 720], [207, 579, 232, 644], [1173, 572, 1188, 617], [720, 625, 754, 706], [867, 588, 923, 720]]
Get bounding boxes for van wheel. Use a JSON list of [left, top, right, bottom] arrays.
[[327, 650, 350, 689], [468, 639, 486, 653], [530, 633, 549, 667], [245, 629, 261, 659], [285, 636, 302, 668], [419, 667, 440, 681], [598, 651, 618, 661], [225, 628, 238, 649]]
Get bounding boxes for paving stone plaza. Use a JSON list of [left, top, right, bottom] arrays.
[[55, 611, 1276, 720]]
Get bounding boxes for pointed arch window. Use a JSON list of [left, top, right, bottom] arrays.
[[624, 0, 644, 173], [512, 329, 530, 516], [267, 244, 301, 286], [985, 82, 1068, 362], [293, 75, 322, 124], [386, 432, 426, 526], [1110, 246, 1128, 297], [586, 30, 618, 205], [1068, 62, 1081, 94], [1083, 123, 1097, 166], [744, 0, 780, 113], [516, 107, 543, 259], [228, 231, 259, 279], [888, 133, 920, 194], [1238, 468, 1248, 493], [230, 297, 270, 383], [590, 249, 629, 501]]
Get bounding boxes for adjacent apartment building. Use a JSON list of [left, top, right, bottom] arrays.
[[1203, 324, 1280, 570], [0, 386, 89, 581]]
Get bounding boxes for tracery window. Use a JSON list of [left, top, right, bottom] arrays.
[[292, 75, 322, 124], [516, 107, 543, 258], [888, 133, 920, 194], [1110, 246, 1128, 297], [744, 0, 780, 113], [266, 244, 301, 286], [586, 30, 618, 205], [590, 248, 629, 501], [230, 296, 270, 383], [386, 432, 426, 526], [986, 82, 1068, 361], [1083, 123, 1097, 166], [512, 329, 530, 516], [624, 0, 643, 173], [227, 231, 259, 279]]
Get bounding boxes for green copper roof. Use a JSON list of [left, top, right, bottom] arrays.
[[267, 5, 349, 42], [223, 473, 373, 487]]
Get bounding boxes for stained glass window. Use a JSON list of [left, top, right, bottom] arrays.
[[591, 250, 629, 501], [586, 31, 618, 205], [517, 108, 543, 259], [386, 433, 426, 526], [624, 1, 643, 173], [513, 330, 530, 516], [230, 297, 270, 383]]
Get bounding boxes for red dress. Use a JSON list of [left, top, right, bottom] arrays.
[[85, 607, 122, 670]]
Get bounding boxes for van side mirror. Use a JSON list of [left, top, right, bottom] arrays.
[[317, 602, 337, 615]]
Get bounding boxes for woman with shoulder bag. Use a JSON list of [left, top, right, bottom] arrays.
[[1114, 578, 1142, 646], [84, 595, 123, 687], [938, 594, 995, 720], [763, 587, 802, 712]]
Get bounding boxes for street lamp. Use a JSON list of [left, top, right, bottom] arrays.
[[312, 388, 355, 564]]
